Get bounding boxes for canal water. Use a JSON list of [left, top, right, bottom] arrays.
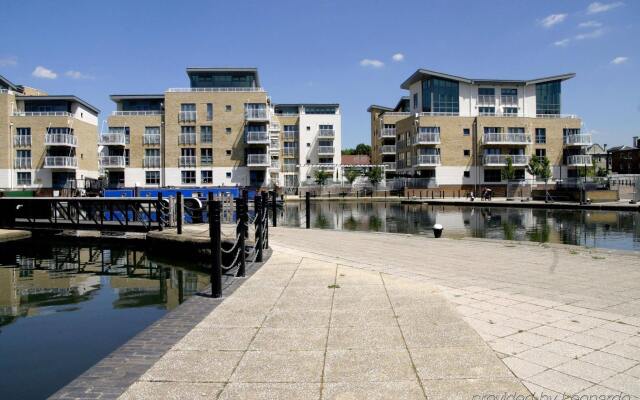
[[281, 202, 640, 251], [0, 240, 209, 400]]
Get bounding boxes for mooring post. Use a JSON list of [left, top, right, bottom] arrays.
[[305, 191, 311, 229], [271, 190, 277, 227], [157, 193, 163, 231], [176, 192, 183, 234], [254, 194, 263, 262], [208, 200, 222, 298], [235, 197, 246, 277], [262, 193, 269, 249]]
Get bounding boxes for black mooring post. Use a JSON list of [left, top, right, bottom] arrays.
[[262, 193, 269, 249], [271, 191, 277, 227], [305, 191, 311, 229], [235, 197, 246, 277], [254, 195, 263, 262], [176, 192, 183, 235], [208, 200, 222, 298], [157, 193, 163, 231]]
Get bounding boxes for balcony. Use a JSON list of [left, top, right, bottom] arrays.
[[14, 135, 31, 147], [143, 134, 161, 145], [13, 111, 71, 117], [318, 129, 335, 138], [179, 156, 196, 168], [245, 131, 269, 144], [380, 128, 396, 138], [44, 156, 77, 168], [179, 133, 197, 145], [99, 132, 127, 146], [283, 147, 298, 157], [414, 132, 441, 145], [45, 134, 77, 147], [247, 154, 270, 167], [167, 87, 265, 93], [477, 95, 495, 105], [99, 156, 127, 168], [282, 164, 297, 173], [283, 131, 298, 141], [245, 108, 268, 121], [483, 133, 530, 145], [414, 155, 441, 166], [14, 158, 31, 169], [563, 134, 592, 146], [143, 156, 161, 168], [111, 110, 162, 116], [269, 160, 280, 170], [501, 95, 518, 105], [317, 146, 335, 155], [380, 145, 396, 154], [483, 155, 529, 166], [178, 111, 197, 123], [567, 155, 593, 166], [383, 161, 396, 171]]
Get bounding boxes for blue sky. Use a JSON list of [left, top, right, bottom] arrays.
[[1, 0, 638, 148]]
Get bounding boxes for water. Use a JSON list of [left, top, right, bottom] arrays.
[[280, 202, 640, 251], [0, 240, 209, 400]]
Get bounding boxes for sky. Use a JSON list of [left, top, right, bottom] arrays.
[[1, 0, 638, 148]]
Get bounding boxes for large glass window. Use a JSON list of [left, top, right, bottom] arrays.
[[478, 88, 495, 96], [484, 169, 502, 182], [200, 126, 212, 143], [145, 171, 160, 185], [536, 80, 561, 115], [422, 78, 459, 114], [181, 170, 196, 184], [501, 88, 517, 96], [17, 172, 31, 185], [201, 148, 213, 165], [189, 71, 257, 88], [201, 170, 213, 184], [535, 128, 546, 144], [479, 107, 495, 115]]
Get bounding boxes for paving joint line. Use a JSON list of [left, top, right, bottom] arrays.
[[319, 261, 339, 399]]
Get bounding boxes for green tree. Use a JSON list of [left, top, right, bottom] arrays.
[[355, 143, 371, 156], [501, 156, 516, 181], [345, 169, 360, 186], [314, 169, 331, 189], [367, 166, 383, 189], [527, 156, 553, 201]]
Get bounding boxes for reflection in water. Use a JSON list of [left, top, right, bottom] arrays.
[[280, 202, 640, 251], [0, 241, 209, 400]]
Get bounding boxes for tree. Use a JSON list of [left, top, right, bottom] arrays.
[[367, 166, 383, 190], [314, 169, 331, 190], [501, 156, 516, 181], [355, 143, 371, 156], [528, 156, 553, 202], [345, 169, 360, 186]]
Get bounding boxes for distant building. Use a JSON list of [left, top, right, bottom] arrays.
[[608, 137, 640, 174], [341, 155, 370, 165], [585, 143, 608, 171]]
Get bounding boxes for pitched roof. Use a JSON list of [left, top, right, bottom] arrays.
[[400, 69, 576, 89], [0, 73, 20, 91], [341, 155, 371, 165]]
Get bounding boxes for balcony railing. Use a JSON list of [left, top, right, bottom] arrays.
[[99, 156, 126, 168], [143, 134, 161, 145], [178, 111, 197, 122], [317, 146, 335, 155], [415, 132, 441, 145], [283, 147, 298, 157], [179, 156, 196, 167], [383, 112, 411, 116], [167, 87, 265, 93], [247, 154, 269, 166], [14, 158, 31, 169], [282, 164, 297, 173], [99, 133, 127, 146], [44, 156, 77, 168], [380, 128, 396, 138], [179, 133, 197, 145], [563, 134, 592, 146], [45, 134, 77, 146], [501, 95, 518, 105], [13, 111, 71, 117], [269, 160, 280, 170], [483, 133, 530, 145], [380, 145, 396, 154], [111, 110, 163, 116], [477, 95, 495, 105], [418, 112, 459, 117], [143, 156, 161, 168], [245, 131, 269, 144], [283, 131, 298, 141], [14, 135, 31, 146], [318, 129, 335, 138], [535, 114, 579, 119], [567, 155, 593, 166], [383, 161, 396, 171], [483, 155, 530, 166], [244, 108, 268, 120], [414, 155, 441, 166]]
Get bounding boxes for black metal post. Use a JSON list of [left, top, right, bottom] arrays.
[[157, 193, 163, 231], [305, 191, 311, 229], [208, 200, 222, 298], [271, 190, 277, 227], [262, 193, 269, 249], [254, 195, 263, 262], [235, 197, 246, 277], [176, 192, 183, 235]]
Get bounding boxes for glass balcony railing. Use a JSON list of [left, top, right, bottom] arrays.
[[380, 128, 396, 138], [483, 155, 529, 166], [99, 156, 126, 168], [179, 156, 196, 167], [178, 111, 197, 122], [318, 129, 335, 138], [143, 134, 161, 145], [414, 155, 441, 166], [45, 134, 77, 146], [99, 133, 127, 146], [567, 155, 593, 166], [247, 154, 269, 166], [380, 145, 396, 154], [483, 133, 530, 145], [179, 133, 197, 145], [143, 156, 161, 168], [14, 158, 32, 169], [14, 135, 31, 146], [283, 147, 298, 157], [317, 146, 335, 155], [44, 156, 77, 168], [245, 131, 269, 144], [563, 134, 592, 146], [244, 108, 268, 120], [283, 131, 298, 141], [415, 132, 441, 145]]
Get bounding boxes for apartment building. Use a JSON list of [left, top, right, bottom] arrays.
[[102, 68, 341, 190], [1, 74, 99, 192], [369, 69, 588, 189]]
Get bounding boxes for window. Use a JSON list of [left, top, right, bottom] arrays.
[[16, 149, 31, 159], [145, 171, 160, 185], [16, 127, 31, 136], [306, 143, 310, 147], [535, 128, 546, 144], [201, 148, 213, 165], [422, 78, 459, 113], [226, 172, 232, 179], [463, 171, 470, 178], [225, 105, 232, 112], [503, 107, 518, 115], [463, 149, 470, 156], [413, 93, 418, 110], [463, 128, 470, 136], [478, 88, 495, 96], [535, 149, 546, 158], [319, 124, 333, 130], [181, 103, 195, 112], [226, 149, 231, 156], [484, 169, 502, 182], [536, 80, 561, 115], [181, 170, 196, 184], [200, 126, 212, 143], [124, 149, 130, 166], [479, 107, 495, 115], [306, 126, 310, 131], [201, 170, 213, 184], [206, 103, 213, 121], [484, 127, 502, 134], [501, 88, 517, 96], [17, 172, 31, 185], [225, 127, 231, 134]]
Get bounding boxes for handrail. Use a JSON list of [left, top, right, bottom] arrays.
[[143, 134, 161, 145], [179, 133, 197, 145], [245, 131, 269, 143], [99, 132, 127, 145], [45, 134, 77, 146], [317, 146, 335, 154], [111, 110, 163, 116], [415, 132, 441, 144], [13, 111, 71, 117], [167, 87, 265, 92], [414, 155, 441, 165], [318, 129, 335, 137], [14, 135, 32, 146], [143, 156, 161, 168], [14, 158, 32, 169], [380, 145, 396, 153], [247, 154, 269, 165], [563, 134, 592, 145], [178, 111, 197, 122], [483, 155, 529, 165], [99, 156, 126, 167], [179, 156, 197, 167], [44, 156, 77, 168], [567, 155, 593, 165], [483, 133, 530, 144]]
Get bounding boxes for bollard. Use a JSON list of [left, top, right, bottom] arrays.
[[262, 193, 269, 249], [433, 223, 443, 238], [271, 190, 277, 227], [176, 192, 183, 235], [305, 191, 311, 229], [208, 200, 222, 298], [254, 195, 263, 262], [235, 197, 246, 277], [157, 193, 163, 231]]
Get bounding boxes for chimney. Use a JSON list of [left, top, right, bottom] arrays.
[[634, 136, 639, 148]]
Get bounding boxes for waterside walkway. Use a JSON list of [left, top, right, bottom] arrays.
[[0, 228, 31, 243]]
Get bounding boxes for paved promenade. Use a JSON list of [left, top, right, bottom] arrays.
[[0, 228, 30, 243]]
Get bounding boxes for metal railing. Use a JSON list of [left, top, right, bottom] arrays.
[[283, 147, 298, 157], [111, 110, 162, 116], [245, 131, 269, 143], [380, 128, 396, 138], [380, 145, 396, 154], [143, 134, 161, 145], [14, 158, 31, 169], [14, 136, 31, 146], [99, 133, 127, 145], [483, 154, 529, 166], [317, 146, 335, 155], [178, 111, 197, 122], [383, 161, 396, 171], [383, 112, 411, 116], [414, 155, 441, 166], [167, 87, 265, 92], [44, 156, 77, 168], [13, 111, 71, 117], [567, 155, 593, 166], [478, 95, 495, 105], [318, 129, 335, 138], [45, 134, 77, 146], [247, 154, 269, 166], [418, 112, 459, 117], [536, 114, 579, 119], [415, 132, 441, 145], [282, 164, 297, 172], [269, 160, 280, 169], [563, 134, 592, 146], [179, 133, 197, 145], [99, 156, 126, 167], [501, 95, 518, 105], [179, 156, 197, 167], [244, 108, 268, 120], [283, 131, 298, 141], [483, 133, 530, 144], [143, 156, 161, 168]]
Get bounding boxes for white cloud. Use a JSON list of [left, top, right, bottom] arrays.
[[587, 1, 623, 14], [554, 38, 571, 47], [360, 59, 384, 68], [32, 66, 57, 79], [575, 28, 604, 40], [65, 70, 94, 80], [0, 55, 17, 67], [611, 56, 628, 64], [391, 53, 404, 62], [540, 13, 568, 28], [578, 20, 602, 28]]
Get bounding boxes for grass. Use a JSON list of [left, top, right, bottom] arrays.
[[328, 284, 340, 289], [592, 255, 606, 260], [569, 250, 579, 255]]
